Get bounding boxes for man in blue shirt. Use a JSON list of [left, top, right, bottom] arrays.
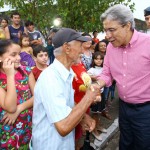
[[32, 28, 100, 150], [5, 12, 27, 43]]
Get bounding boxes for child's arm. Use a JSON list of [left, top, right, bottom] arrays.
[[17, 71, 35, 111], [2, 72, 36, 125], [0, 58, 17, 113], [29, 46, 34, 57], [30, 39, 42, 45], [4, 26, 10, 39]]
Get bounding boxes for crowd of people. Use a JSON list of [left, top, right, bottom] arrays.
[[0, 3, 150, 150]]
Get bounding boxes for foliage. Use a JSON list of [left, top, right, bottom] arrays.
[[55, 0, 135, 32], [0, 0, 135, 37]]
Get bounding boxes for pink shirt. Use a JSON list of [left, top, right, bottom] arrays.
[[98, 30, 150, 104]]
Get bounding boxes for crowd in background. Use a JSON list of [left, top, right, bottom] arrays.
[[0, 11, 116, 150]]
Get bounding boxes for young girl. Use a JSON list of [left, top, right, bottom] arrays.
[[94, 39, 112, 118], [1, 18, 8, 29], [20, 34, 35, 68], [0, 18, 8, 39], [0, 40, 35, 149], [87, 51, 107, 141]]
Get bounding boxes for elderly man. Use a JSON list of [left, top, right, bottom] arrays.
[[32, 28, 100, 150], [97, 4, 150, 150], [144, 6, 150, 29]]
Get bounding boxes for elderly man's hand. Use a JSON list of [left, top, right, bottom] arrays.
[[85, 83, 101, 104], [80, 114, 96, 134]]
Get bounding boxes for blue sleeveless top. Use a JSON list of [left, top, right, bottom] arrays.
[[8, 25, 24, 43]]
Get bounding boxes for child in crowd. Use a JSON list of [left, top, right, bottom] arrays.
[[46, 37, 55, 64], [0, 18, 8, 39], [0, 40, 35, 149], [32, 45, 48, 80], [20, 34, 35, 68], [92, 30, 99, 44], [94, 39, 112, 115], [87, 51, 107, 141], [1, 18, 8, 29]]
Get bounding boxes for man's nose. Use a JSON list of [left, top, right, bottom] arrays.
[[105, 32, 112, 40]]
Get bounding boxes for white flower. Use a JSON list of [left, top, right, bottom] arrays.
[[16, 122, 23, 129]]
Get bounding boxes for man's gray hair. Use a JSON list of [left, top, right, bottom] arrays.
[[53, 47, 63, 57], [100, 4, 135, 30]]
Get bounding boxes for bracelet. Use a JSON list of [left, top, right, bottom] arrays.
[[96, 81, 101, 86]]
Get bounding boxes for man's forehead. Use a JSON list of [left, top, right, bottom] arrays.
[[145, 15, 150, 19], [13, 15, 20, 18], [103, 19, 120, 27]]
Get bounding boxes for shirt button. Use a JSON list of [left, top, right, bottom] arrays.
[[124, 96, 126, 98], [124, 62, 126, 65], [124, 51, 127, 53], [123, 74, 126, 77], [123, 85, 125, 88]]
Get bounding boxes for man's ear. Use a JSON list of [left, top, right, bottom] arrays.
[[126, 22, 131, 31], [63, 43, 70, 54]]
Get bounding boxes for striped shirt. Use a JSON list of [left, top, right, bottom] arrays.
[[32, 59, 75, 150], [98, 30, 150, 104]]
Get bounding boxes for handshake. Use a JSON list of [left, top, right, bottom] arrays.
[[87, 82, 101, 103], [80, 72, 101, 103]]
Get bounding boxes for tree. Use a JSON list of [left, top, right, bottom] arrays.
[[55, 0, 135, 32], [0, 0, 135, 37], [0, 0, 56, 38]]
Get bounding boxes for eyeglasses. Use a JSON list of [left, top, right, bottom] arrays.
[[104, 24, 125, 34]]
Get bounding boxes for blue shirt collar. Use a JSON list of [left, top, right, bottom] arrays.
[[53, 59, 74, 82]]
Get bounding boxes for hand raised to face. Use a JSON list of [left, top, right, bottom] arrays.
[[2, 58, 15, 76]]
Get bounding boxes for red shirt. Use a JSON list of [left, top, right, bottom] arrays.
[[32, 66, 43, 81], [93, 37, 99, 44], [71, 63, 90, 140], [72, 63, 87, 104]]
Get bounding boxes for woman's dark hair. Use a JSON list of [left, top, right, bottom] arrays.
[[25, 20, 34, 27], [19, 33, 29, 47], [11, 11, 21, 18], [1, 18, 8, 24], [101, 39, 109, 46], [0, 39, 25, 76], [94, 39, 108, 53], [0, 40, 14, 56], [33, 45, 48, 57], [91, 51, 104, 68]]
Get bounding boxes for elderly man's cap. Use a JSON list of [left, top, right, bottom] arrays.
[[52, 28, 91, 48], [144, 6, 150, 16]]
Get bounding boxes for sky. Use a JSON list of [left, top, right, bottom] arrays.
[[132, 0, 150, 21]]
